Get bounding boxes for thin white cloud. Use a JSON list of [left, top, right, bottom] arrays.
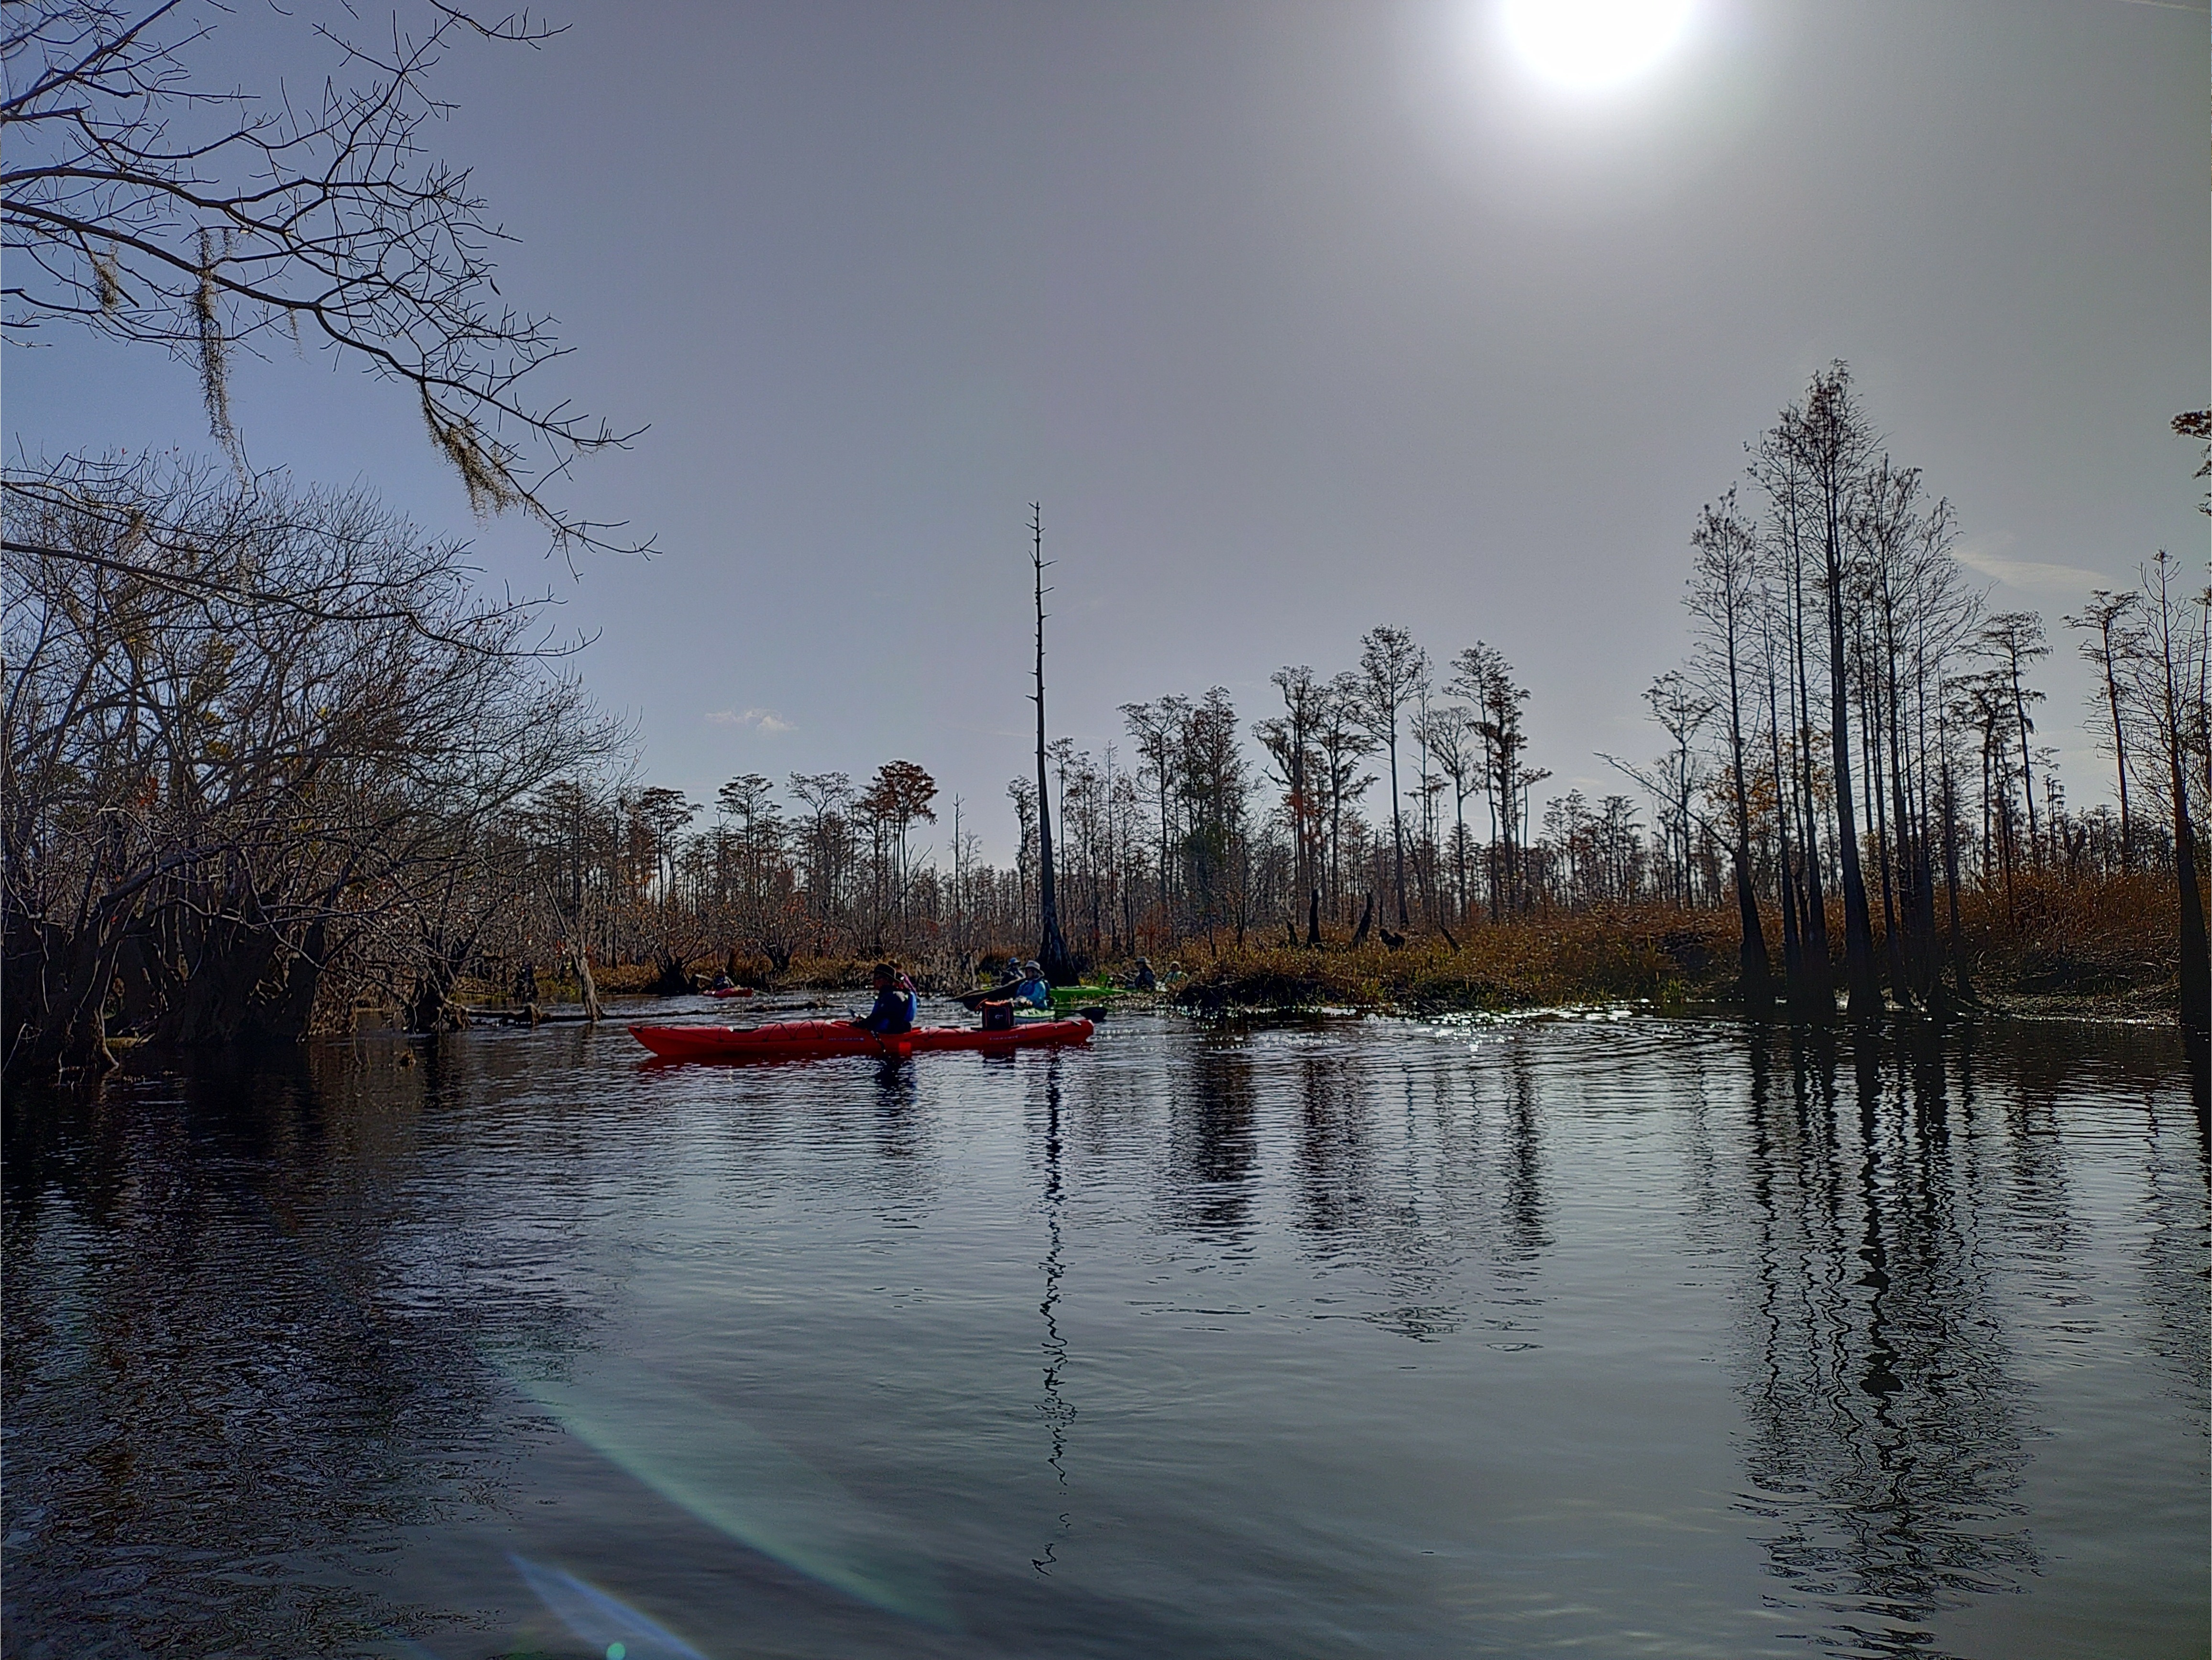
[[703, 707, 795, 734], [1953, 533, 2108, 596]]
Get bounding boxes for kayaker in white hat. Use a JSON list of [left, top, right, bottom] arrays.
[[1012, 961, 1051, 1011]]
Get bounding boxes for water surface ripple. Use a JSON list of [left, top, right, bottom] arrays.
[[4, 1007, 2202, 1658]]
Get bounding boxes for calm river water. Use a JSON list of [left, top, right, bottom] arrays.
[[4, 1003, 2203, 1660]]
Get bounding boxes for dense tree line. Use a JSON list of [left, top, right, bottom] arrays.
[[530, 369, 2205, 1060], [1644, 366, 2207, 1044], [476, 628, 1658, 982], [2, 457, 622, 1079]]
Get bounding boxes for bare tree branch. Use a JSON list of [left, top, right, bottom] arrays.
[[2, 0, 646, 559]]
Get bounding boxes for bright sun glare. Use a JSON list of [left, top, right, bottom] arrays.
[[1499, 0, 1696, 90]]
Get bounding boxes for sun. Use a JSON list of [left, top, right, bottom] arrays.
[[1499, 0, 1696, 90]]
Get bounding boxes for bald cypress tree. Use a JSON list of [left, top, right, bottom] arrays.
[[1757, 365, 1878, 1017], [1687, 491, 1774, 1008]]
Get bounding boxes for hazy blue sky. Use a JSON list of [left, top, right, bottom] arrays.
[[16, 0, 2206, 860]]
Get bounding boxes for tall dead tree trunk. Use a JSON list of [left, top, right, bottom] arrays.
[[1938, 719, 1976, 1007], [1726, 673, 1772, 1009], [1031, 505, 1070, 983], [1763, 634, 1806, 1003]]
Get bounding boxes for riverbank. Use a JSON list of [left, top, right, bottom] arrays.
[[490, 874, 2186, 1027], [1163, 907, 1737, 1017], [1161, 884, 2185, 1023]]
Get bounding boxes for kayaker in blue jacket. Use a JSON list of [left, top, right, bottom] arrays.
[[1012, 961, 1051, 1011], [852, 963, 918, 1034]]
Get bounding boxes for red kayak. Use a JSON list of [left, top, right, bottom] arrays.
[[703, 985, 756, 999], [629, 1017, 1095, 1063]]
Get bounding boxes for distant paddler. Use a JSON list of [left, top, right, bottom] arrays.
[[954, 959, 1052, 1012]]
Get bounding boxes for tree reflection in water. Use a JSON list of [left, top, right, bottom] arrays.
[[1490, 1043, 1553, 1336], [1172, 1044, 1259, 1235], [1734, 1022, 2063, 1656], [1277, 1033, 1554, 1346], [1285, 1044, 1363, 1242], [1030, 1059, 1075, 1575], [0, 1046, 530, 1654]]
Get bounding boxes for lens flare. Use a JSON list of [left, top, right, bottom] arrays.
[[494, 1356, 952, 1627], [509, 1555, 708, 1660], [1500, 0, 1695, 89]]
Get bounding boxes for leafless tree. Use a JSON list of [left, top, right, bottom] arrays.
[[2065, 591, 2139, 871], [1977, 612, 2049, 866], [1686, 489, 1773, 1003], [1121, 693, 1189, 935], [1447, 643, 1532, 920], [1414, 699, 1478, 926], [1755, 436, 1834, 1010], [2126, 551, 2209, 1095], [1356, 626, 1427, 928], [1844, 455, 1966, 1005], [2, 453, 619, 1079], [1255, 665, 1327, 942], [788, 770, 853, 926], [1634, 670, 1713, 906], [1318, 673, 1375, 923]]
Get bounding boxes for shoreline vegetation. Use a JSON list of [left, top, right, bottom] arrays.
[[473, 870, 2182, 1030]]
